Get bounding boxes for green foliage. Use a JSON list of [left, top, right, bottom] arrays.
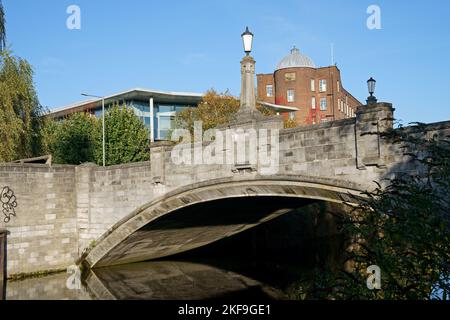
[[93, 104, 150, 166], [284, 118, 298, 129], [298, 124, 450, 300], [0, 50, 46, 162], [172, 89, 276, 139], [47, 113, 98, 165], [173, 89, 240, 137], [46, 105, 150, 166]]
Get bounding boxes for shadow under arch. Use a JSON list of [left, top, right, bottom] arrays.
[[80, 175, 366, 269]]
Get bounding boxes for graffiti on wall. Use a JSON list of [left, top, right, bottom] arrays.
[[1, 187, 17, 223]]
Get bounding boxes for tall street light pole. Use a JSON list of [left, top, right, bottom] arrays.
[[81, 93, 106, 167]]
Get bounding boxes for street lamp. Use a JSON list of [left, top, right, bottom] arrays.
[[239, 27, 257, 112], [367, 77, 377, 104], [241, 26, 254, 56], [81, 93, 106, 167]]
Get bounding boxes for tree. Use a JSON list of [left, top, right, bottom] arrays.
[[45, 105, 150, 166], [94, 104, 149, 166], [0, 50, 46, 162], [294, 124, 450, 300], [284, 118, 298, 129], [172, 89, 277, 138], [0, 0, 6, 51], [173, 89, 240, 137], [47, 113, 98, 165]]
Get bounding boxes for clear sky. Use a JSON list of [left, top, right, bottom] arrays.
[[2, 0, 450, 124]]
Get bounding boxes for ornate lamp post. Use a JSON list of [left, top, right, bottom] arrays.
[[367, 77, 377, 104], [239, 27, 257, 113]]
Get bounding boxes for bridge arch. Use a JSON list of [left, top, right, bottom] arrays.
[[80, 175, 366, 269]]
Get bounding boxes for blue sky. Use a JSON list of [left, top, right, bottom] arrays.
[[3, 0, 450, 124]]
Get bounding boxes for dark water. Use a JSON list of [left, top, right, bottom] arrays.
[[6, 206, 344, 300], [6, 259, 314, 300]]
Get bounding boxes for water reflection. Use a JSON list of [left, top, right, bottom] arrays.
[[6, 260, 286, 300], [86, 260, 285, 300], [6, 272, 91, 300], [6, 204, 345, 300]]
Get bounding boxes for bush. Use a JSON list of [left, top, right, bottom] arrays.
[[93, 105, 150, 166], [47, 113, 97, 165]]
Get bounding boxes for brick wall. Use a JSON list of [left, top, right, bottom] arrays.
[[257, 66, 362, 125]]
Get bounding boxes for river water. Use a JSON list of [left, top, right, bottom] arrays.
[[5, 206, 344, 300], [6, 259, 314, 300]]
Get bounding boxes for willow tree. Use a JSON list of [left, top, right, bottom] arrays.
[[0, 50, 46, 162]]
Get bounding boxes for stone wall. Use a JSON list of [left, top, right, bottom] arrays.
[[0, 165, 77, 275], [0, 162, 159, 276], [75, 162, 155, 254]]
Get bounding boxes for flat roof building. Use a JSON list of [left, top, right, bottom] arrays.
[[48, 88, 204, 142]]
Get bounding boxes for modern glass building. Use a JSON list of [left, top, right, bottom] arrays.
[[48, 88, 204, 141]]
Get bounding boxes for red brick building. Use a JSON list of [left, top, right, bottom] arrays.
[[257, 47, 362, 125]]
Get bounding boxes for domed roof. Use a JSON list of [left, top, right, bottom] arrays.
[[276, 47, 316, 71]]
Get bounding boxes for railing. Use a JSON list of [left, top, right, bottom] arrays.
[[0, 229, 7, 301]]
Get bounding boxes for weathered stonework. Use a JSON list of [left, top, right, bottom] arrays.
[[0, 165, 77, 275]]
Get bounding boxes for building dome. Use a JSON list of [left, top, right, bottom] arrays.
[[276, 47, 316, 71]]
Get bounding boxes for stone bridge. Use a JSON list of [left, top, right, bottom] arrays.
[[0, 102, 449, 275]]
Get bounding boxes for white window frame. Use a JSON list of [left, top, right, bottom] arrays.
[[319, 80, 327, 92], [320, 97, 327, 111], [312, 97, 316, 109], [157, 111, 176, 140], [311, 79, 315, 92], [287, 89, 295, 103], [266, 85, 273, 97]]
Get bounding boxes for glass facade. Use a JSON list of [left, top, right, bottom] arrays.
[[91, 100, 193, 141]]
